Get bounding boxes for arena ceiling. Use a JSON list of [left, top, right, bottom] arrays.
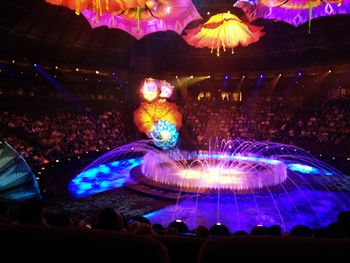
[[0, 0, 350, 73]]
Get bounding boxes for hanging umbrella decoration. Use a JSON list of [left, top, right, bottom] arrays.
[[45, 0, 202, 39], [134, 78, 182, 150], [234, 0, 350, 34], [182, 12, 265, 56]]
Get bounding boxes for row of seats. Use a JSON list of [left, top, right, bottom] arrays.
[[1, 223, 349, 262]]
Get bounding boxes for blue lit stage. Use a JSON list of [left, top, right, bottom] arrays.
[[69, 140, 350, 232]]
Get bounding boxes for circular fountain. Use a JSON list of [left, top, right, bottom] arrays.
[[137, 150, 287, 193], [70, 139, 350, 232]]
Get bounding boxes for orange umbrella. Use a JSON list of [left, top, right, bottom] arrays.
[[134, 99, 182, 137], [183, 13, 265, 56]]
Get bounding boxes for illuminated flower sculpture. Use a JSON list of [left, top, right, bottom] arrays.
[[141, 78, 174, 101], [182, 13, 265, 56], [142, 78, 159, 102], [150, 120, 179, 150], [134, 99, 182, 137], [45, 0, 201, 39], [234, 0, 350, 33]]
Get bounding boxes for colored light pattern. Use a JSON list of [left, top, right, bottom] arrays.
[[197, 153, 282, 165], [183, 12, 265, 56], [150, 120, 179, 150], [141, 78, 159, 102], [69, 157, 143, 198], [140, 78, 174, 101], [144, 188, 350, 232], [234, 0, 350, 28], [45, 0, 201, 39], [159, 80, 174, 98], [286, 163, 333, 175], [133, 99, 183, 137], [74, 139, 350, 233], [142, 152, 287, 190]]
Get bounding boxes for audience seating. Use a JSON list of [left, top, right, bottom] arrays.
[[197, 236, 350, 262], [0, 223, 169, 262]]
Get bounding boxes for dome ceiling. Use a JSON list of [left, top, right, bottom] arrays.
[[0, 0, 349, 72]]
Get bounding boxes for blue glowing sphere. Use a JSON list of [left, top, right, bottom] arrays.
[[150, 120, 179, 150]]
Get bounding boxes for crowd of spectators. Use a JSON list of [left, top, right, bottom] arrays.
[[0, 109, 134, 168], [1, 199, 350, 239], [1, 94, 349, 170], [182, 96, 350, 157]]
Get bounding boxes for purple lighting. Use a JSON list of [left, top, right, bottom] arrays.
[[234, 0, 350, 27], [77, 140, 350, 232]]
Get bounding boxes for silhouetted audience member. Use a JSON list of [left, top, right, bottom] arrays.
[[134, 223, 156, 235], [327, 222, 343, 238], [234, 230, 248, 236], [131, 215, 151, 225], [93, 208, 124, 231], [17, 198, 48, 226], [0, 203, 13, 224], [209, 223, 231, 237], [45, 212, 72, 227], [267, 225, 282, 236], [152, 224, 165, 235], [337, 211, 350, 238], [250, 225, 268, 236], [194, 225, 210, 238], [165, 227, 179, 235], [168, 220, 190, 234], [290, 225, 313, 237], [313, 227, 329, 238]]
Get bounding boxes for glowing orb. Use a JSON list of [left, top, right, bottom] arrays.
[[150, 120, 179, 150], [141, 78, 159, 102], [159, 80, 174, 98]]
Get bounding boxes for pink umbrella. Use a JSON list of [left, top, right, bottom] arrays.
[[46, 0, 201, 39]]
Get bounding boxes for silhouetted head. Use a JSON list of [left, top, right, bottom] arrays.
[[168, 220, 189, 234], [152, 223, 165, 235], [234, 230, 248, 236], [46, 212, 72, 227], [250, 225, 268, 236], [18, 198, 45, 225], [313, 227, 329, 238], [209, 223, 231, 236], [290, 225, 312, 237], [131, 215, 151, 225], [327, 222, 343, 238], [94, 207, 124, 231], [337, 211, 350, 237], [194, 225, 210, 238], [267, 225, 282, 236]]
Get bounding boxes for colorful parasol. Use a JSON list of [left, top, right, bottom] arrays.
[[182, 12, 265, 56], [234, 0, 350, 33], [133, 99, 183, 137], [45, 0, 201, 39]]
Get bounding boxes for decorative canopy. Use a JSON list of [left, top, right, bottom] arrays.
[[235, 0, 350, 30], [46, 0, 201, 39], [182, 12, 265, 56]]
